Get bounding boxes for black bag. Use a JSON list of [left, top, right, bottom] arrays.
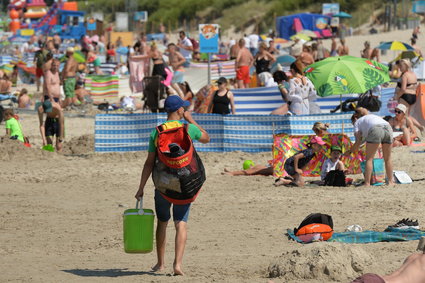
[[357, 91, 381, 112], [294, 213, 334, 234], [324, 170, 347, 187]]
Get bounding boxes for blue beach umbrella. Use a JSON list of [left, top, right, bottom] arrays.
[[376, 41, 414, 51], [116, 46, 129, 55], [271, 55, 296, 73]]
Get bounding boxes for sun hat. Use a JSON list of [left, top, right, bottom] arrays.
[[66, 47, 74, 53], [42, 100, 53, 113], [310, 136, 326, 145], [395, 104, 407, 114], [331, 145, 342, 153], [164, 95, 190, 113]]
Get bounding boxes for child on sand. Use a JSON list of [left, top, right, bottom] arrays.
[[3, 109, 24, 142], [320, 145, 346, 182], [275, 136, 325, 187]]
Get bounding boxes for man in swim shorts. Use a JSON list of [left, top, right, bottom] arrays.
[[62, 47, 78, 109], [135, 96, 210, 276], [38, 100, 64, 152], [167, 43, 186, 97], [235, 38, 254, 89]]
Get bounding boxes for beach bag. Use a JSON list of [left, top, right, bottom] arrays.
[[357, 91, 381, 112], [324, 170, 346, 187], [189, 38, 199, 51], [294, 213, 334, 242], [152, 124, 206, 204], [360, 158, 385, 185]]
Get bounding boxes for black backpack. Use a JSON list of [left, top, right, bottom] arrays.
[[357, 91, 382, 112], [294, 213, 334, 234], [324, 170, 346, 187]]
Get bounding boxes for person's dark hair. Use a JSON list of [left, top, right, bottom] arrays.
[[20, 88, 28, 95], [273, 70, 288, 83], [167, 43, 176, 48], [290, 60, 304, 75], [183, 81, 192, 94], [179, 31, 186, 36], [411, 38, 416, 45], [134, 41, 141, 49]]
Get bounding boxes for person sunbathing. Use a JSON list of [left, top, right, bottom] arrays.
[[350, 252, 425, 283], [223, 164, 273, 176], [385, 104, 418, 147]]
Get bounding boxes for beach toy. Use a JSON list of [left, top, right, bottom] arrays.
[[243, 160, 255, 170], [42, 144, 55, 152], [123, 199, 154, 253]]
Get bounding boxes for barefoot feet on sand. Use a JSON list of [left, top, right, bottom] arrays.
[[173, 264, 184, 276], [151, 263, 165, 272]]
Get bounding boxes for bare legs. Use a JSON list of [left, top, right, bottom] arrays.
[[152, 220, 187, 275], [364, 142, 394, 186], [223, 165, 273, 176]]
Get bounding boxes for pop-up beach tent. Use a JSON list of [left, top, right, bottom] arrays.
[[276, 13, 331, 40]]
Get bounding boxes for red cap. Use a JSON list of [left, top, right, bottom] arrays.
[[311, 136, 326, 145]]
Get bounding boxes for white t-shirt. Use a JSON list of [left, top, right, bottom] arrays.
[[321, 159, 339, 180], [354, 114, 389, 137], [248, 34, 259, 49], [179, 37, 193, 60], [244, 36, 250, 48]]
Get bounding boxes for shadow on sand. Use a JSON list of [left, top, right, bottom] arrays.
[[62, 268, 165, 278]]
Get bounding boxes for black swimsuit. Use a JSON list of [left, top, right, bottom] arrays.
[[255, 57, 271, 74], [212, 90, 231, 115], [397, 79, 417, 106]]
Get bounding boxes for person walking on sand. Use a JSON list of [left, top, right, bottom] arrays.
[[235, 38, 254, 89], [38, 100, 65, 152], [167, 43, 186, 98], [134, 96, 210, 276], [62, 47, 78, 109]]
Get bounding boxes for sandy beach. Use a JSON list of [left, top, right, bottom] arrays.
[[1, 22, 425, 282], [1, 111, 425, 283]]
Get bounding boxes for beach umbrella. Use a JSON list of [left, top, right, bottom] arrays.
[[391, 51, 422, 63], [73, 51, 86, 63], [116, 46, 129, 55], [290, 33, 311, 42], [270, 55, 296, 73], [299, 30, 318, 38], [304, 56, 390, 97], [376, 41, 414, 51], [332, 12, 352, 18], [273, 38, 288, 44]]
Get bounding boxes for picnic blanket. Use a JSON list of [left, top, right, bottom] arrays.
[[85, 75, 119, 103], [287, 227, 425, 244], [273, 133, 372, 178]]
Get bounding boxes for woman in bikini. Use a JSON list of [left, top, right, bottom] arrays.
[[150, 42, 167, 80], [386, 104, 419, 146], [395, 59, 418, 114]]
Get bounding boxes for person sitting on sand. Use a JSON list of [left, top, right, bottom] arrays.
[[320, 145, 345, 181], [385, 104, 420, 147], [38, 100, 64, 152], [350, 252, 425, 283], [312, 122, 331, 137], [3, 109, 24, 142], [274, 136, 326, 187], [17, 88, 32, 109]]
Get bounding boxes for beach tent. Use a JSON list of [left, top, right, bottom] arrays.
[[276, 13, 331, 40]]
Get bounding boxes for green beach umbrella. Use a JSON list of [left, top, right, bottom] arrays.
[[60, 51, 86, 63], [304, 56, 390, 97]]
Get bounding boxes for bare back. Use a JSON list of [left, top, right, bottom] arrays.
[[63, 56, 77, 78], [236, 47, 253, 67]]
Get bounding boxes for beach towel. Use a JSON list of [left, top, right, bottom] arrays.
[[287, 227, 425, 244], [190, 60, 236, 81], [128, 56, 146, 93], [85, 75, 119, 103], [193, 85, 217, 113], [273, 133, 373, 178]]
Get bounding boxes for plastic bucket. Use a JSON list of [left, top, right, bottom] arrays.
[[123, 199, 155, 253]]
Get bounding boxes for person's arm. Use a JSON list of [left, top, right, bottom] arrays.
[[235, 50, 242, 70], [175, 52, 186, 69], [396, 75, 407, 97], [266, 51, 276, 63], [38, 107, 47, 146], [44, 72, 54, 102], [344, 131, 363, 156], [293, 153, 305, 174], [228, 91, 236, 114], [183, 111, 210, 143], [135, 151, 156, 200], [278, 84, 289, 102], [179, 40, 193, 52]]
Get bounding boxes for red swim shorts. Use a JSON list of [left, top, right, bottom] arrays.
[[236, 65, 250, 84], [36, 67, 44, 78]]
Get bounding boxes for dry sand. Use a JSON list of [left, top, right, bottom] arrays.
[[2, 26, 425, 282], [1, 112, 425, 283]]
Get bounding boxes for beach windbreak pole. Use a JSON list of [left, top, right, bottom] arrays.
[[199, 24, 220, 85]]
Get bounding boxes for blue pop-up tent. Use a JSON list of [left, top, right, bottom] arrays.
[[276, 13, 331, 40]]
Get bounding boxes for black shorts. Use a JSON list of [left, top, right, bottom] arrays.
[[45, 117, 60, 137], [400, 93, 416, 105], [44, 95, 60, 103]]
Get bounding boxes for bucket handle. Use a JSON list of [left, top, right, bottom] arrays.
[[136, 198, 144, 215]]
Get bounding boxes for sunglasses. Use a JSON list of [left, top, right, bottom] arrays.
[[395, 110, 403, 114]]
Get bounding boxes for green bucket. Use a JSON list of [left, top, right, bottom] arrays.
[[123, 199, 155, 253]]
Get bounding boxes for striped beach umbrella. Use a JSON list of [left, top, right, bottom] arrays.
[[376, 41, 414, 51]]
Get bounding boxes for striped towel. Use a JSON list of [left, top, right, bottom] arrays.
[[87, 63, 118, 75], [190, 60, 236, 80], [85, 75, 119, 102]]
